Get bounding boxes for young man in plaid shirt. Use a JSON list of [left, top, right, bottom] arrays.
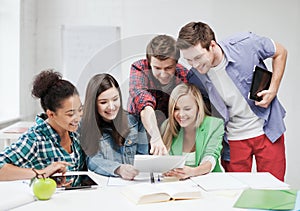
[[128, 35, 189, 155]]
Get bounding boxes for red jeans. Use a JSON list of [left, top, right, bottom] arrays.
[[221, 134, 286, 181]]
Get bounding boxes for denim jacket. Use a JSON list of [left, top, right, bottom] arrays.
[[87, 114, 149, 177]]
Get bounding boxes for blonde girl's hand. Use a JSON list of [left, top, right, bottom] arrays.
[[164, 166, 195, 180]]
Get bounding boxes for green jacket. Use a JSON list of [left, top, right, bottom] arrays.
[[170, 116, 224, 172]]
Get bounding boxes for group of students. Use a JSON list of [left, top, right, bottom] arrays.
[[0, 21, 287, 182]]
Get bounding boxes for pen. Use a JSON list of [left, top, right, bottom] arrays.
[[150, 172, 155, 184], [157, 174, 160, 182], [64, 186, 94, 190]]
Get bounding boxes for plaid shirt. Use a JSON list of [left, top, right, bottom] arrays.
[[0, 114, 86, 171], [127, 59, 189, 125]]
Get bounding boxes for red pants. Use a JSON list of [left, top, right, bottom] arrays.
[[221, 134, 286, 181]]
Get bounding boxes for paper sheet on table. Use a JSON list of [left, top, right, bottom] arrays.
[[229, 172, 290, 189], [133, 155, 186, 173], [107, 172, 151, 186], [0, 180, 36, 210], [190, 173, 248, 191]]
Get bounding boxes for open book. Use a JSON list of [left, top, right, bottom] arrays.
[[121, 180, 202, 204]]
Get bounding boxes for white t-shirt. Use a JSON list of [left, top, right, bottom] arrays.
[[207, 56, 264, 140]]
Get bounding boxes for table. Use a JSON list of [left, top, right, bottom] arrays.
[[0, 121, 34, 148], [6, 172, 291, 211]]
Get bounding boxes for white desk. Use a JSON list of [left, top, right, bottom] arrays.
[[6, 172, 291, 211], [0, 121, 34, 148]]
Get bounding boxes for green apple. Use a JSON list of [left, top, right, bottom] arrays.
[[32, 178, 57, 200]]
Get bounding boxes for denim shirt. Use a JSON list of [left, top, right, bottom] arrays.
[[188, 32, 286, 161], [87, 114, 149, 177]]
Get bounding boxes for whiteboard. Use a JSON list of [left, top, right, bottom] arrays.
[[61, 25, 121, 99]]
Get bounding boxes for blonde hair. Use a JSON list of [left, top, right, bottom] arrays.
[[161, 83, 209, 150]]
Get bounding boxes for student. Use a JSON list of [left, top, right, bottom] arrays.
[[161, 83, 224, 180], [177, 21, 287, 181], [80, 73, 149, 180], [127, 34, 189, 155], [0, 69, 86, 181]]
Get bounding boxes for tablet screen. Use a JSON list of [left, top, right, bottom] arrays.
[[50, 174, 98, 190], [249, 66, 272, 101]]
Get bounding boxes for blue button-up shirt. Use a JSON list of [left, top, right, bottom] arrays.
[[188, 32, 286, 161]]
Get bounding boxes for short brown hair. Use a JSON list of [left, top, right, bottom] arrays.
[[177, 21, 216, 51], [146, 35, 180, 63]]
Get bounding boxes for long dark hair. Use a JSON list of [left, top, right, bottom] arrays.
[[80, 73, 129, 156]]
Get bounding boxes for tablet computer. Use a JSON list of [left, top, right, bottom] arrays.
[[50, 174, 99, 190], [249, 66, 272, 101]]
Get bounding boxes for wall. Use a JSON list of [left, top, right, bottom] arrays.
[[0, 0, 20, 123], [20, 0, 300, 188], [20, 0, 37, 121]]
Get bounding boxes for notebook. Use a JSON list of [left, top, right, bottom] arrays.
[[234, 189, 297, 210]]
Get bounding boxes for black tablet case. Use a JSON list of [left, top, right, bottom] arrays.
[[249, 66, 272, 101]]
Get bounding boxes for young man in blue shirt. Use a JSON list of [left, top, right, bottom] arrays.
[[177, 21, 287, 181]]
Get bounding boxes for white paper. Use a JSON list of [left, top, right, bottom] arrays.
[[107, 172, 151, 186], [133, 155, 186, 173], [190, 173, 249, 191], [229, 172, 290, 189], [190, 172, 290, 191], [0, 180, 36, 210]]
